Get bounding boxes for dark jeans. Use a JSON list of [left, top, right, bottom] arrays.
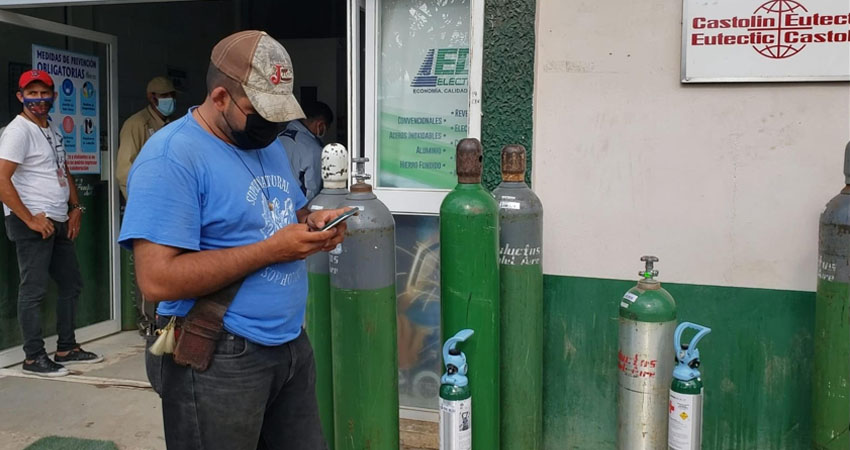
[[5, 214, 83, 360], [146, 317, 327, 450]]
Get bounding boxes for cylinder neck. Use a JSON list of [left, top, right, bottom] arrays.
[[350, 182, 372, 193], [454, 183, 485, 191], [456, 138, 483, 184], [350, 157, 372, 194], [320, 188, 349, 195], [497, 181, 527, 189], [501, 144, 526, 182], [324, 180, 346, 189], [637, 279, 661, 290], [346, 189, 376, 201]]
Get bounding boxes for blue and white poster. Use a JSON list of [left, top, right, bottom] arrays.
[[32, 45, 100, 174]]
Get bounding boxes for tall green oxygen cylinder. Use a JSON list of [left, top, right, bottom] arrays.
[[618, 256, 677, 450], [330, 157, 399, 449], [306, 143, 348, 448], [440, 138, 500, 450], [813, 141, 850, 450], [668, 322, 711, 450], [491, 144, 543, 450]]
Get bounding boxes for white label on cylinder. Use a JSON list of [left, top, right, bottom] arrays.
[[669, 389, 702, 450], [440, 397, 472, 450], [623, 292, 638, 302], [499, 200, 521, 210], [309, 205, 324, 211]]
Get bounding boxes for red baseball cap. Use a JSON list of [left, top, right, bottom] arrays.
[[18, 70, 54, 89]]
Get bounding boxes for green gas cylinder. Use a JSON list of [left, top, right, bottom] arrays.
[[305, 143, 348, 448], [813, 141, 850, 449], [330, 157, 399, 449], [440, 138, 500, 450], [492, 144, 543, 450], [618, 256, 677, 450]]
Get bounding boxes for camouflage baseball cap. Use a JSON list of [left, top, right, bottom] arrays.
[[211, 30, 304, 123]]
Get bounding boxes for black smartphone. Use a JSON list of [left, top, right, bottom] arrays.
[[320, 207, 359, 231]]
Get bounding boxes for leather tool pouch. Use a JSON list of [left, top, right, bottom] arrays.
[[173, 279, 244, 372]]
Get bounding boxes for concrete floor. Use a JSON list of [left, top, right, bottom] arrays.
[[0, 332, 164, 450], [0, 331, 437, 450]]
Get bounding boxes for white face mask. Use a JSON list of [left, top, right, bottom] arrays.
[[156, 97, 176, 117]]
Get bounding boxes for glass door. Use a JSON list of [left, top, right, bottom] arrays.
[[0, 9, 120, 367], [351, 0, 483, 417]]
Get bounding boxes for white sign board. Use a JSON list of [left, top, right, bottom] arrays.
[[32, 45, 100, 174], [682, 0, 850, 82]]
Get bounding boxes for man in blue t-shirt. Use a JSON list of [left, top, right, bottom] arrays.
[[119, 31, 346, 450]]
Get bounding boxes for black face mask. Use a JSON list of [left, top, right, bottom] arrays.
[[222, 91, 283, 150]]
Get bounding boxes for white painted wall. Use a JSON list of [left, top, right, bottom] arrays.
[[533, 0, 850, 291]]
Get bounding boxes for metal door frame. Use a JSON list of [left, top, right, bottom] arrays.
[[0, 9, 120, 367]]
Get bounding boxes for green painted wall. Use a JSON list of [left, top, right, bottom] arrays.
[[482, 0, 535, 190], [479, 1, 815, 447], [0, 176, 111, 351], [543, 274, 814, 449]]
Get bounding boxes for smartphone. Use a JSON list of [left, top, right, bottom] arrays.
[[320, 207, 360, 231]]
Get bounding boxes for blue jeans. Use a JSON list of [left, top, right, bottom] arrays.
[[5, 214, 83, 360], [147, 316, 327, 450]]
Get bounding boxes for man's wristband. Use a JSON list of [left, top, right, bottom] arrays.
[[69, 203, 86, 213]]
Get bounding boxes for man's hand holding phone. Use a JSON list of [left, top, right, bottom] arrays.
[[306, 207, 355, 251], [265, 208, 350, 262]]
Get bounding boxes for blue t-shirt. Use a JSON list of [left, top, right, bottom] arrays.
[[118, 108, 308, 346]]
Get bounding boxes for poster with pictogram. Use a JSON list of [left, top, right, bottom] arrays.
[[32, 45, 100, 173]]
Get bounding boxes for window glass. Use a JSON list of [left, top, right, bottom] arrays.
[[378, 0, 470, 189], [395, 214, 441, 409]]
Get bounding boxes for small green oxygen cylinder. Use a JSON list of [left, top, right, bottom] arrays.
[[440, 329, 474, 450], [305, 143, 348, 448], [668, 322, 711, 450]]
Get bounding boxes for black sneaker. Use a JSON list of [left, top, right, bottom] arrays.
[[54, 347, 103, 365], [22, 354, 69, 377]]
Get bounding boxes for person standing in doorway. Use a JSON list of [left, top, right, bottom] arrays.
[[0, 70, 102, 377], [119, 30, 346, 449], [116, 76, 177, 200], [116, 76, 177, 335], [279, 101, 333, 202]]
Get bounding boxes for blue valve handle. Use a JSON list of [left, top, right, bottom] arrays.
[[442, 329, 474, 388], [673, 322, 711, 382]]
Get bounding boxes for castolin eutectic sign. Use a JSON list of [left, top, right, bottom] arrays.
[[682, 0, 850, 82]]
